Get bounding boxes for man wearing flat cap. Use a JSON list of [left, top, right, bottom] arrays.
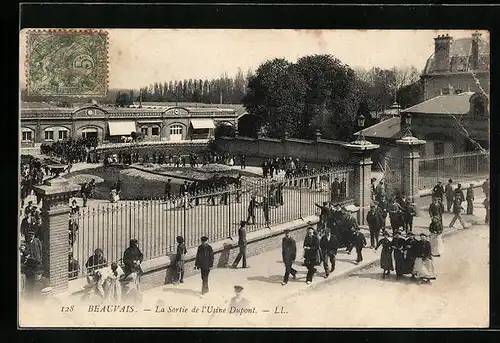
[[195, 236, 214, 295], [232, 221, 249, 269]]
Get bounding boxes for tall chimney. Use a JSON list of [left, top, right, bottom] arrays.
[[434, 34, 453, 72], [471, 32, 481, 70]]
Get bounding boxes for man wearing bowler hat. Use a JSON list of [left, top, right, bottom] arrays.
[[195, 236, 214, 295], [232, 221, 249, 269]]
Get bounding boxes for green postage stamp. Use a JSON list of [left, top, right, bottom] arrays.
[[25, 29, 109, 97]]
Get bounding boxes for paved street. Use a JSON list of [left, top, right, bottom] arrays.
[[272, 223, 489, 328]]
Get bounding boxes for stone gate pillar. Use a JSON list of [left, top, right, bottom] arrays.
[[33, 177, 80, 294], [396, 135, 426, 205], [343, 140, 379, 225]]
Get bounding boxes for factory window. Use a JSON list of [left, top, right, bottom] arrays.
[[44, 129, 54, 141]]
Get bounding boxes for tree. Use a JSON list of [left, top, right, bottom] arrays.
[[397, 79, 424, 109], [233, 67, 246, 103], [392, 66, 420, 102], [214, 122, 235, 139], [115, 92, 132, 107], [243, 58, 307, 138], [294, 55, 361, 140]]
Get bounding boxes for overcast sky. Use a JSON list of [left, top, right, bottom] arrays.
[[19, 29, 488, 90]]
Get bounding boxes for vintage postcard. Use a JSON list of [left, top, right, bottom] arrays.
[[19, 28, 490, 328]]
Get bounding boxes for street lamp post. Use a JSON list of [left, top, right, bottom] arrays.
[[401, 113, 413, 139], [356, 114, 366, 143]]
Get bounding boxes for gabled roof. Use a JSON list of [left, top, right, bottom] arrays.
[[354, 117, 401, 139], [423, 37, 489, 74], [401, 92, 475, 115]]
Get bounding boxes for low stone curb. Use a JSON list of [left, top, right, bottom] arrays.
[[287, 219, 483, 298]]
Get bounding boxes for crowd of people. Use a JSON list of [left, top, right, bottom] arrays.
[[40, 137, 99, 164], [20, 136, 490, 301], [20, 157, 44, 208]]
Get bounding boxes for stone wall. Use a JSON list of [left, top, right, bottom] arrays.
[[214, 136, 349, 165]]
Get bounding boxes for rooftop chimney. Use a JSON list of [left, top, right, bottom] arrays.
[[471, 32, 481, 70], [434, 34, 453, 72]]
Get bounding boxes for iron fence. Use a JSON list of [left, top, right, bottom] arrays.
[[418, 150, 489, 190], [68, 167, 354, 280]]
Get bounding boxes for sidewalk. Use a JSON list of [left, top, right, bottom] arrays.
[[137, 197, 487, 309]]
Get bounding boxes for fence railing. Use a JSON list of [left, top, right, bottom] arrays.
[[68, 167, 355, 280], [418, 150, 489, 190]]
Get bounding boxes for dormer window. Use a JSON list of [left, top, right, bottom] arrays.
[[474, 98, 485, 116], [469, 93, 488, 117]]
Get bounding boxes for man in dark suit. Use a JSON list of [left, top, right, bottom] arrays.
[[454, 183, 465, 204], [23, 230, 43, 299], [319, 230, 339, 278], [246, 196, 258, 225], [232, 221, 249, 269], [281, 229, 297, 285], [366, 204, 384, 248], [195, 236, 214, 295], [331, 178, 341, 202], [402, 198, 416, 234], [303, 227, 320, 284], [164, 179, 172, 201], [466, 183, 475, 215], [352, 227, 367, 264], [445, 179, 454, 212]]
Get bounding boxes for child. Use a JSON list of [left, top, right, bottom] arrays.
[[352, 227, 367, 264]]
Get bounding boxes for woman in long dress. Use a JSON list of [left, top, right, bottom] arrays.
[[412, 233, 437, 283], [375, 231, 394, 278], [429, 216, 444, 257]]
